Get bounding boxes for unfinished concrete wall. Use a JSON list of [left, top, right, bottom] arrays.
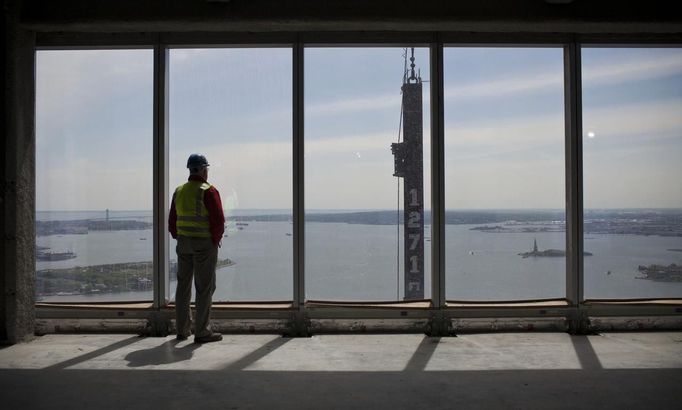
[[1, 1, 680, 342], [1, 0, 7, 344], [2, 0, 36, 344]]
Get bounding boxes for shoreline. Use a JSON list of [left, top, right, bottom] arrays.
[[36, 258, 235, 297]]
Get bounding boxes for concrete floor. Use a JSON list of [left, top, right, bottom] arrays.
[[1, 332, 681, 409]]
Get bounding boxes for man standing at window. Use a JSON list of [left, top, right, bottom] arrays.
[[169, 153, 225, 343]]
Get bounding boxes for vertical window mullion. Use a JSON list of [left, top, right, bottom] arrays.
[[293, 40, 305, 308], [153, 42, 170, 308], [564, 41, 584, 306], [430, 38, 446, 308]]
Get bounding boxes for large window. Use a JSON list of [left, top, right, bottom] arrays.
[[305, 47, 432, 301], [35, 49, 154, 302], [33, 41, 681, 308], [444, 47, 566, 301], [168, 48, 293, 302], [582, 47, 682, 299]]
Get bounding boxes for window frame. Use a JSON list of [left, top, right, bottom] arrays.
[[33, 32, 682, 330]]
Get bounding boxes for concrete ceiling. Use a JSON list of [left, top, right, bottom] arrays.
[[19, 0, 682, 33]]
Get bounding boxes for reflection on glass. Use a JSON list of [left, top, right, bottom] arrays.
[[582, 48, 682, 299], [168, 48, 293, 302], [305, 47, 432, 301], [35, 50, 154, 302], [444, 48, 566, 301]]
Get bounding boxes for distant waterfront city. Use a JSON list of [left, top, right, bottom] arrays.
[[35, 208, 682, 302]]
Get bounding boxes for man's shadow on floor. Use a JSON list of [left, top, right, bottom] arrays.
[[125, 339, 201, 368]]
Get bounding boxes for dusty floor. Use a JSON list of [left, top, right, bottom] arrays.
[[1, 332, 681, 409]]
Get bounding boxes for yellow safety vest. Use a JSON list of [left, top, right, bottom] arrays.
[[174, 181, 212, 238]]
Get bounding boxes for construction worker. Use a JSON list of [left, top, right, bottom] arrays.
[[169, 153, 225, 343]]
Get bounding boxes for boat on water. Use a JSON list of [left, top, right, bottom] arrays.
[[36, 251, 77, 261]]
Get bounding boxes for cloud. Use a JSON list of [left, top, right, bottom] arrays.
[[37, 159, 153, 211], [36, 50, 153, 142], [305, 52, 682, 117], [445, 98, 681, 151], [583, 99, 682, 139], [36, 49, 682, 210], [307, 93, 402, 116], [170, 140, 293, 209], [445, 73, 562, 101], [306, 132, 399, 155], [446, 53, 682, 102], [446, 157, 566, 209], [446, 114, 564, 147], [583, 52, 682, 86]]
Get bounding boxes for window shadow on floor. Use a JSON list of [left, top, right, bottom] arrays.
[[125, 339, 202, 367], [570, 335, 603, 370], [45, 335, 142, 370], [221, 335, 292, 371], [404, 336, 441, 372]]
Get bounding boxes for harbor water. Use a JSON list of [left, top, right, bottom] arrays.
[[36, 211, 682, 302]]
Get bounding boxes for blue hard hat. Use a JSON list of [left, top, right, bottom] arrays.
[[186, 153, 209, 169]]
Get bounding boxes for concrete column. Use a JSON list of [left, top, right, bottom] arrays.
[[2, 0, 36, 344], [1, 1, 6, 343]]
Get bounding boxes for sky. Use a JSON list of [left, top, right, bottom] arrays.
[[35, 46, 682, 211]]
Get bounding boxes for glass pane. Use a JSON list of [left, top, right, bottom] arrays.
[[305, 47, 432, 301], [444, 48, 566, 301], [168, 48, 293, 302], [36, 50, 154, 302], [582, 48, 682, 299]]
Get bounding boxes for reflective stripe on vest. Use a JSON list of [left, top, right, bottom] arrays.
[[174, 181, 212, 238]]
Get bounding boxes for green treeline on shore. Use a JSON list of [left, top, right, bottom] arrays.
[[36, 258, 234, 297]]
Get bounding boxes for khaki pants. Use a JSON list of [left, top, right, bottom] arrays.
[[175, 236, 218, 338]]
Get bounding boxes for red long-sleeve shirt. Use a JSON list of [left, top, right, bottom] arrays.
[[169, 175, 225, 246]]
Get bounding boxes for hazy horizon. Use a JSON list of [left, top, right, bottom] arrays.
[[35, 207, 682, 214]]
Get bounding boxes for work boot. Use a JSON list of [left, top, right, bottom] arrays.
[[194, 332, 223, 344]]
